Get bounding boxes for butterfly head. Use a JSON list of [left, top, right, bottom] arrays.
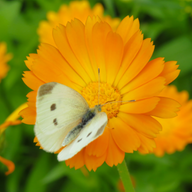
[[94, 105, 102, 113]]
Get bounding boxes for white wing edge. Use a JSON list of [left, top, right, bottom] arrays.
[[57, 112, 108, 161]]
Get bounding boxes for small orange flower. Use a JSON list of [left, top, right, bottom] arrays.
[[0, 156, 15, 175], [0, 103, 27, 133], [22, 16, 180, 171], [0, 42, 12, 82], [152, 85, 192, 157], [37, 0, 120, 46], [0, 103, 27, 175]]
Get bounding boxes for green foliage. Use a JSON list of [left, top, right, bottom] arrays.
[[0, 0, 192, 191]]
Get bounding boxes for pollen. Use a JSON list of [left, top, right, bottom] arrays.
[[81, 82, 122, 119]]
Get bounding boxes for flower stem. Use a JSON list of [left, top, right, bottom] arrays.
[[117, 159, 135, 192]]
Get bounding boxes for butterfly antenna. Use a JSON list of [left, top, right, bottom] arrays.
[[101, 100, 136, 107], [98, 68, 100, 105]]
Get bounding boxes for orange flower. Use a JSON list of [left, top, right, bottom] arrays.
[[21, 16, 180, 171], [152, 85, 192, 157], [0, 103, 27, 175], [0, 156, 15, 175], [37, 0, 120, 46], [0, 103, 27, 133], [0, 42, 12, 82]]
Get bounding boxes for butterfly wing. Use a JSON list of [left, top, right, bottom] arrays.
[[57, 112, 108, 161], [35, 82, 89, 152]]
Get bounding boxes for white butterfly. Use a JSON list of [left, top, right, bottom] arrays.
[[34, 82, 108, 161]]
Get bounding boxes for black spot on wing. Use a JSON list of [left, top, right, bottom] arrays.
[[94, 124, 106, 138], [39, 82, 56, 96], [87, 132, 92, 137], [77, 138, 82, 142], [50, 103, 56, 111], [53, 118, 58, 126]]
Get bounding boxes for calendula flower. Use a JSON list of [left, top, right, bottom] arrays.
[[21, 15, 180, 171], [0, 103, 27, 175], [152, 85, 192, 157], [0, 42, 12, 82], [37, 0, 120, 46]]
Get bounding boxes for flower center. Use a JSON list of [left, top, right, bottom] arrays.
[[81, 82, 122, 119]]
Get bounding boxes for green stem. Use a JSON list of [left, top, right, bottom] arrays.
[[117, 159, 135, 192]]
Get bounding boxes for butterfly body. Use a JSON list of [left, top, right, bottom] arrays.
[[35, 82, 108, 161], [63, 105, 102, 146]]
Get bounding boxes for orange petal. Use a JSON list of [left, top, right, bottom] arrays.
[[0, 120, 21, 130], [105, 32, 124, 85], [85, 127, 109, 157], [65, 148, 85, 169], [84, 152, 106, 171], [20, 106, 36, 125], [160, 61, 180, 85], [27, 91, 37, 103], [137, 134, 156, 153], [118, 38, 154, 90], [147, 97, 180, 118], [65, 18, 96, 82], [119, 97, 160, 114], [105, 128, 125, 167], [109, 118, 140, 153], [0, 156, 15, 175], [53, 24, 91, 85], [120, 57, 164, 93], [25, 54, 39, 70], [92, 21, 112, 82], [116, 16, 140, 44], [0, 103, 27, 132], [122, 77, 165, 99], [118, 112, 162, 138], [22, 71, 44, 91], [85, 16, 102, 81], [32, 43, 82, 91], [114, 31, 143, 87], [5, 103, 27, 122]]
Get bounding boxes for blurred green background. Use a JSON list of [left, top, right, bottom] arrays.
[[0, 0, 192, 192]]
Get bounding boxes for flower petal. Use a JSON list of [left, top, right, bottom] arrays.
[[85, 16, 102, 81], [116, 16, 140, 44], [84, 152, 106, 171], [25, 54, 39, 70], [20, 106, 36, 124], [120, 57, 164, 94], [32, 43, 82, 91], [119, 97, 160, 114], [118, 112, 162, 138], [118, 38, 154, 90], [109, 118, 141, 153], [66, 19, 96, 82], [137, 134, 156, 153], [22, 71, 44, 91], [92, 21, 112, 82], [122, 77, 165, 99], [65, 148, 85, 169], [53, 24, 91, 85], [147, 97, 180, 118], [114, 31, 143, 87], [160, 61, 180, 85], [105, 128, 125, 167], [105, 32, 124, 85], [85, 127, 109, 157], [0, 156, 15, 175]]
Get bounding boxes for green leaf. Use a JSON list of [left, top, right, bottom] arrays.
[[24, 153, 51, 192], [42, 162, 68, 184], [0, 1, 21, 38]]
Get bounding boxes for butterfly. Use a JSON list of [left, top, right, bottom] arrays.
[[34, 82, 108, 161]]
